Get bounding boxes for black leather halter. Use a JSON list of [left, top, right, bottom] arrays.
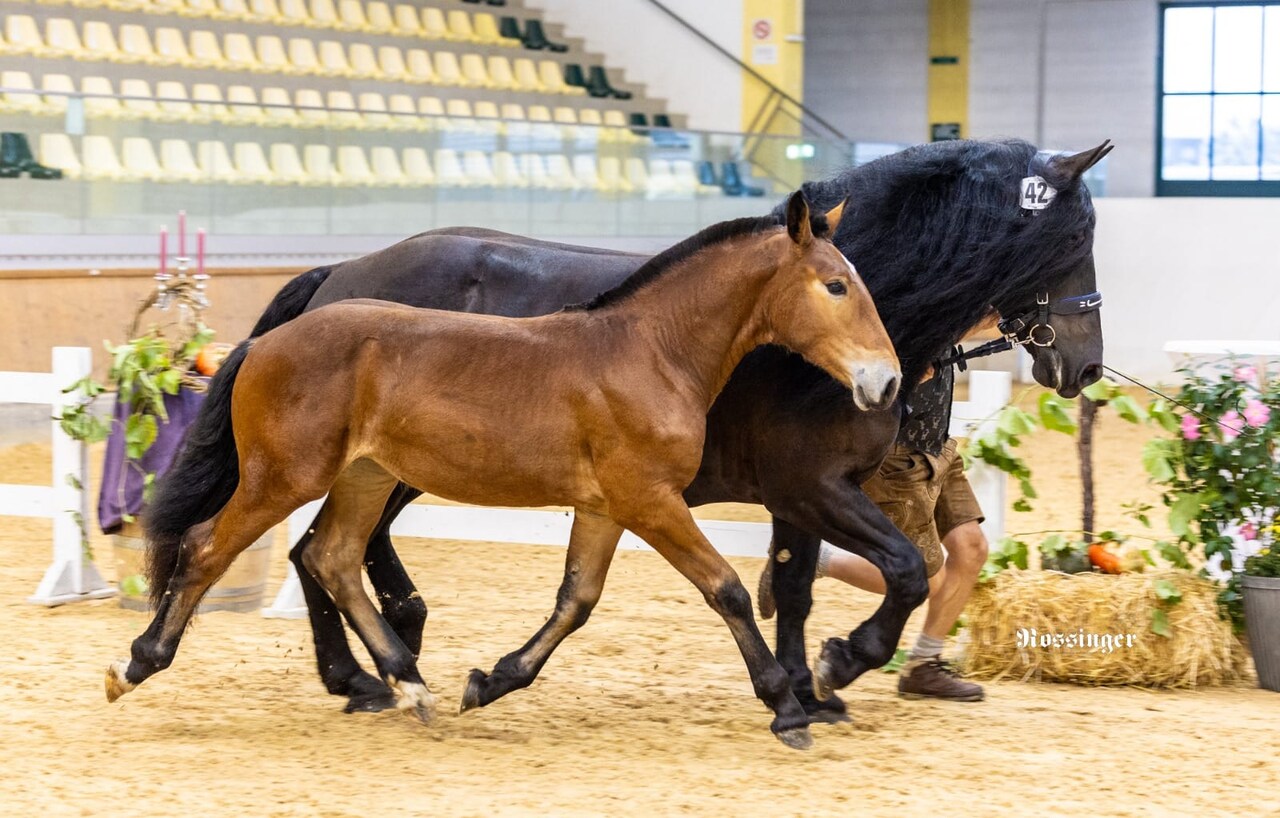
[[935, 291, 1103, 371]]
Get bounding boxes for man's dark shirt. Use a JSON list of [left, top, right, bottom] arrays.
[[896, 363, 954, 456]]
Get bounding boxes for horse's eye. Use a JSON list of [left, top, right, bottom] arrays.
[[826, 280, 847, 296]]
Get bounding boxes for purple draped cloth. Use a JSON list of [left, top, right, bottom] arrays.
[[97, 385, 207, 534]]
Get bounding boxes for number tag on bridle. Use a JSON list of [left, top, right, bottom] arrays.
[[1019, 176, 1057, 210]]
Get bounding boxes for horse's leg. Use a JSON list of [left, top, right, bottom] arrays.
[[106, 484, 299, 700], [775, 482, 930, 700], [460, 511, 621, 712], [299, 461, 436, 721], [768, 517, 850, 724], [621, 497, 812, 750], [288, 483, 424, 713]]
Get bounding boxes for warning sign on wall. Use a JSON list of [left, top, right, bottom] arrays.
[[752, 18, 772, 40]]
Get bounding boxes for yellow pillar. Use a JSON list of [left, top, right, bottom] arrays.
[[927, 0, 969, 141], [741, 0, 804, 136]]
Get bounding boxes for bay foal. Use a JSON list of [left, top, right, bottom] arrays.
[[106, 194, 899, 749]]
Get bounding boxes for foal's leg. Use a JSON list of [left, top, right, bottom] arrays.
[[299, 461, 436, 722], [460, 511, 622, 712], [106, 485, 300, 701], [620, 497, 813, 750], [767, 517, 850, 723]]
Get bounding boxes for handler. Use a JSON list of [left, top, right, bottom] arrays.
[[759, 364, 986, 702]]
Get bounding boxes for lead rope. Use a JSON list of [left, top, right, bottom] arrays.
[[1101, 363, 1258, 439]]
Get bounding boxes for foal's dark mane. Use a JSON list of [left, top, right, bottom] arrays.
[[780, 138, 1098, 393], [566, 210, 830, 312]]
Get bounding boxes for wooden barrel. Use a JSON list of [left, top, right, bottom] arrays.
[[112, 523, 274, 614]]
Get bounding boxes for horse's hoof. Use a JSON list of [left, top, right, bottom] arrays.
[[392, 680, 437, 725], [812, 656, 836, 702], [458, 668, 486, 714], [775, 726, 813, 750], [104, 659, 135, 703], [343, 689, 397, 714]]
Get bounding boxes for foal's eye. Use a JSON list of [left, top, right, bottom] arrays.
[[826, 280, 848, 296]]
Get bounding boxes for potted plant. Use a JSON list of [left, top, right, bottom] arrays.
[[58, 280, 273, 612], [1242, 545, 1280, 691]]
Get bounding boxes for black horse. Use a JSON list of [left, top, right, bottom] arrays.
[[244, 138, 1109, 721]]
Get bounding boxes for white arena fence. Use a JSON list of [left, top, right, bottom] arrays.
[[0, 348, 1010, 613]]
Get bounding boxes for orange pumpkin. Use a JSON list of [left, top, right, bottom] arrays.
[[194, 343, 235, 376], [1087, 543, 1123, 575]]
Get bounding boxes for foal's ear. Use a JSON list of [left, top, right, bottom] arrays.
[[785, 190, 813, 247], [1051, 140, 1114, 182], [824, 197, 849, 233]]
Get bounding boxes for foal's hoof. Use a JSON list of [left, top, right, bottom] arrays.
[[104, 659, 135, 703], [343, 688, 398, 714], [458, 668, 487, 714], [775, 726, 814, 750], [392, 680, 437, 725], [812, 655, 837, 703]]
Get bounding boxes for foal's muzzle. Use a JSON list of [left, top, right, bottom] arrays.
[[851, 361, 901, 412]]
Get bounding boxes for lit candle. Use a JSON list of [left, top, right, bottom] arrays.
[[159, 226, 167, 274], [197, 228, 206, 276], [177, 210, 186, 258]]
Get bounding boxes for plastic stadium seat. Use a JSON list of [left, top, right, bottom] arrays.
[[156, 81, 197, 121], [393, 4, 421, 36], [39, 133, 82, 179], [261, 87, 301, 125], [122, 137, 163, 181], [433, 149, 466, 186], [553, 107, 578, 125], [673, 159, 716, 195], [486, 56, 517, 90], [192, 83, 231, 120], [370, 146, 406, 185], [40, 75, 77, 112], [337, 0, 370, 30], [44, 19, 82, 57], [288, 38, 321, 74], [527, 104, 551, 122], [421, 7, 448, 39], [572, 154, 602, 190], [0, 71, 42, 112], [500, 102, 525, 121], [445, 98, 473, 129], [256, 35, 290, 72], [119, 25, 160, 64], [280, 0, 311, 25], [249, 0, 283, 23], [349, 43, 380, 78], [646, 158, 675, 197], [82, 76, 125, 118], [460, 53, 491, 87], [186, 0, 219, 18], [82, 21, 122, 61], [358, 92, 390, 127], [366, 2, 394, 32], [474, 13, 516, 46], [598, 156, 631, 193], [233, 141, 274, 182], [227, 85, 266, 123], [155, 28, 196, 65], [81, 135, 126, 180], [433, 51, 463, 86], [463, 151, 497, 186], [309, 0, 339, 28], [624, 157, 648, 192], [318, 40, 354, 76], [160, 139, 204, 182], [492, 151, 526, 187], [512, 58, 543, 92], [326, 90, 362, 127], [152, 0, 187, 14], [303, 144, 337, 183], [120, 79, 160, 118], [577, 108, 603, 127], [294, 88, 328, 124], [539, 59, 573, 94], [520, 153, 549, 189], [417, 95, 445, 120], [387, 94, 420, 129], [446, 10, 476, 41], [224, 33, 259, 71], [3, 16, 46, 56], [405, 49, 435, 83], [335, 145, 374, 185], [401, 147, 434, 184], [543, 154, 578, 190], [269, 143, 307, 183], [197, 140, 238, 182], [474, 100, 500, 120], [219, 0, 253, 20], [378, 45, 410, 80], [190, 30, 227, 67]]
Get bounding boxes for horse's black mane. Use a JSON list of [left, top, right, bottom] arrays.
[[774, 138, 1098, 395], [567, 210, 830, 312]]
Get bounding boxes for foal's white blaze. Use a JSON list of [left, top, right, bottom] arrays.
[[838, 252, 901, 409]]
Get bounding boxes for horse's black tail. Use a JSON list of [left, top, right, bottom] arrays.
[[248, 265, 333, 338], [143, 340, 252, 607]]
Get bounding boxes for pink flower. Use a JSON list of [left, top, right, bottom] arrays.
[[1234, 365, 1258, 384], [1219, 410, 1242, 441], [1181, 413, 1201, 440], [1240, 522, 1258, 541], [1243, 399, 1271, 428]]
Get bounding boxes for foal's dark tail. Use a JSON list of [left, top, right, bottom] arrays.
[[143, 340, 251, 607], [248, 265, 333, 338]]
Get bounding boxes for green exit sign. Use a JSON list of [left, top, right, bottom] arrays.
[[930, 55, 959, 65]]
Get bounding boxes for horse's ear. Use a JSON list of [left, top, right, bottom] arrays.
[[1051, 140, 1114, 182], [824, 197, 849, 233], [786, 190, 813, 246]]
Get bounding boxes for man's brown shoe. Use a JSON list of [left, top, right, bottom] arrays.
[[897, 658, 985, 702]]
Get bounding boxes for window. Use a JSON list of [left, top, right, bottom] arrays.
[[1158, 3, 1280, 195]]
